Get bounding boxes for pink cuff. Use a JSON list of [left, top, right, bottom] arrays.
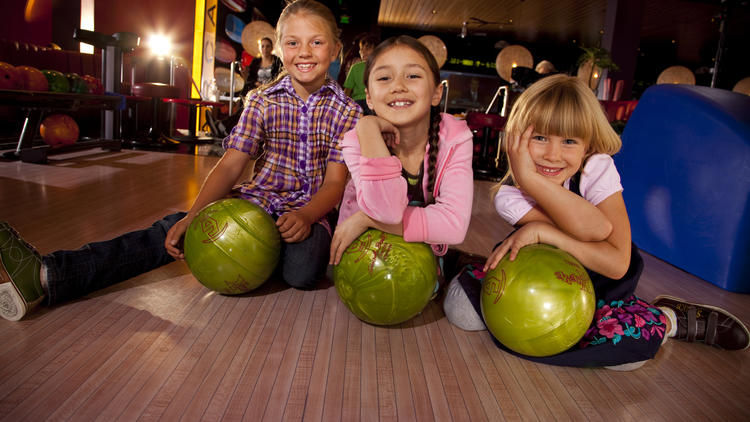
[[401, 206, 425, 242]]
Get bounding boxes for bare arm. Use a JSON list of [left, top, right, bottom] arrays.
[[165, 148, 253, 258], [486, 192, 632, 279], [355, 115, 400, 158]]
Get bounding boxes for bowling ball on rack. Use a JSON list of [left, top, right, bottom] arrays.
[[184, 199, 281, 295], [42, 69, 70, 93], [481, 244, 596, 357], [0, 62, 21, 90], [81, 75, 104, 94], [65, 72, 89, 93], [40, 114, 79, 147], [16, 65, 48, 91]]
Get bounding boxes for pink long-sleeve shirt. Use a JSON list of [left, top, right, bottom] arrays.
[[337, 113, 474, 256]]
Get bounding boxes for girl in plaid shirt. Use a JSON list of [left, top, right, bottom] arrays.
[[0, 0, 359, 321]]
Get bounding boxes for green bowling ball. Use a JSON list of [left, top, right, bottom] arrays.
[[481, 244, 595, 357], [41, 69, 70, 93], [333, 229, 437, 325], [184, 199, 280, 295]]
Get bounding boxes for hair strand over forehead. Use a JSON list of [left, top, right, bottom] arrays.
[[493, 74, 622, 189], [363, 35, 441, 89], [505, 74, 621, 157], [276, 0, 341, 49]]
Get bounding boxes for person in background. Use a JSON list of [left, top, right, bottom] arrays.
[[241, 37, 283, 95], [535, 60, 557, 75], [343, 34, 379, 115]]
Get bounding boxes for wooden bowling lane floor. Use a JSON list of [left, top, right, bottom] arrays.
[[1, 149, 749, 421]]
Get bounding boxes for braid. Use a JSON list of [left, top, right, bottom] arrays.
[[426, 106, 441, 204]]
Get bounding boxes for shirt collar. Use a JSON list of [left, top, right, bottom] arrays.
[[265, 74, 348, 103]]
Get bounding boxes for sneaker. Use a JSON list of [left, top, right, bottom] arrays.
[[653, 295, 750, 351], [0, 222, 45, 321]]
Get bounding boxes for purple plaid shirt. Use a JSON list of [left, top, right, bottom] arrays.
[[223, 75, 360, 217]]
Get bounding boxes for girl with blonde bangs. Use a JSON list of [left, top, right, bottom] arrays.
[[444, 74, 749, 368]]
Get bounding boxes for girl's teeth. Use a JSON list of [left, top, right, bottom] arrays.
[[297, 64, 314, 70], [390, 101, 411, 107]]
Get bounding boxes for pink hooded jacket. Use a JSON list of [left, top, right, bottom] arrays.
[[337, 113, 474, 256]]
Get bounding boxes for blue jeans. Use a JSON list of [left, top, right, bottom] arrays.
[[43, 212, 332, 305]]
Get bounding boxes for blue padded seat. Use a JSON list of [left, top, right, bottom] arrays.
[[614, 84, 750, 293]]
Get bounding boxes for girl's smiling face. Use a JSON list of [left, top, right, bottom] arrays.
[[527, 132, 588, 185], [365, 45, 443, 130], [279, 13, 339, 99]]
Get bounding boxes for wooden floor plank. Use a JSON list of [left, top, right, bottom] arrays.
[[448, 324, 507, 420], [400, 316, 437, 422], [172, 293, 268, 421], [247, 289, 315, 421], [422, 303, 473, 421], [410, 309, 454, 422], [139, 293, 237, 421], [219, 288, 295, 420], [430, 304, 490, 421], [157, 296, 254, 421], [300, 286, 340, 422], [198, 291, 281, 421], [357, 311, 379, 422], [340, 305, 363, 422], [278, 288, 328, 421], [388, 325, 417, 421], [110, 291, 228, 421], [316, 288, 350, 422], [463, 330, 525, 421], [5, 303, 153, 421]]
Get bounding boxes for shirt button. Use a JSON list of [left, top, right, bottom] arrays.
[[300, 160, 306, 168], [301, 106, 307, 113], [300, 134, 307, 142]]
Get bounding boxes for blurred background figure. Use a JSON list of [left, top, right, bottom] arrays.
[[343, 33, 378, 115], [535, 60, 557, 75]]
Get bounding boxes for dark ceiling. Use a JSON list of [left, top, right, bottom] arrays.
[[376, 0, 747, 63]]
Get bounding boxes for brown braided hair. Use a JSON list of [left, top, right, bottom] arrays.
[[364, 35, 443, 205], [425, 104, 441, 204]]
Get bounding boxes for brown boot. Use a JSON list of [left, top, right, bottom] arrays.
[[653, 295, 750, 351]]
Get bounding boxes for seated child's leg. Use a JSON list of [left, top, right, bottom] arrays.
[[280, 223, 331, 290], [443, 263, 487, 331], [44, 212, 187, 305]]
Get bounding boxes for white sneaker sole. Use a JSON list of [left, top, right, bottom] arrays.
[[0, 278, 27, 322]]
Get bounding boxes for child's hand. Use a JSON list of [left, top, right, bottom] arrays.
[[356, 115, 400, 152], [277, 211, 312, 243], [483, 222, 547, 271], [507, 125, 539, 187], [165, 216, 193, 260], [329, 211, 371, 265]]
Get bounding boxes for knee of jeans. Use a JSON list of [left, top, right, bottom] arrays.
[[155, 212, 188, 233], [282, 263, 323, 290]]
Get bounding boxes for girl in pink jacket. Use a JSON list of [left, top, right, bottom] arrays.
[[329, 35, 474, 279]]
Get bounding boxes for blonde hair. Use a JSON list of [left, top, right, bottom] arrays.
[[252, 0, 341, 103], [496, 74, 621, 189], [276, 0, 341, 59]]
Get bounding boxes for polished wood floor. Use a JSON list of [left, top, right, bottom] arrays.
[[1, 148, 749, 421]]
